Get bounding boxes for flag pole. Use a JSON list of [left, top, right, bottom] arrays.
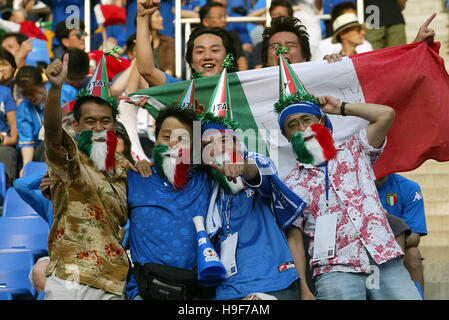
[[85, 0, 91, 52]]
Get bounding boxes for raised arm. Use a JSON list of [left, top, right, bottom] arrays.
[[318, 96, 395, 149], [136, 0, 166, 86], [44, 53, 69, 146]]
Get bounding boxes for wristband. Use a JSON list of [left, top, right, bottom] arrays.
[[340, 102, 347, 116]]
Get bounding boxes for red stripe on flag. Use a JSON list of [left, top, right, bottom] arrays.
[[282, 56, 297, 94], [351, 42, 449, 178]]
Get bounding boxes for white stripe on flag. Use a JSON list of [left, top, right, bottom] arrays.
[[236, 57, 369, 179]]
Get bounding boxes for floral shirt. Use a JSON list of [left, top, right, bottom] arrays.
[[283, 129, 403, 278], [44, 128, 130, 295]]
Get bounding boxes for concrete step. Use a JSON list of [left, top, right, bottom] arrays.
[[397, 173, 449, 189], [400, 160, 449, 175], [420, 231, 449, 246], [412, 187, 449, 202], [423, 261, 449, 281], [426, 215, 449, 232], [423, 281, 449, 300], [420, 246, 449, 262], [422, 201, 449, 216]]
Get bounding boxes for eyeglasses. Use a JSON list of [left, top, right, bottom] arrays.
[[74, 30, 88, 39]]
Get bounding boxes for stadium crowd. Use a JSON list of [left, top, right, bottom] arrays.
[[0, 0, 437, 300]]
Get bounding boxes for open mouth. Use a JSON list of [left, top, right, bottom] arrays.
[[202, 63, 216, 70], [94, 138, 106, 142]]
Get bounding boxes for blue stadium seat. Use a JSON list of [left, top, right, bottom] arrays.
[[2, 187, 39, 218], [0, 162, 6, 203], [22, 162, 47, 177], [0, 216, 49, 257], [0, 291, 13, 300], [0, 249, 36, 297]]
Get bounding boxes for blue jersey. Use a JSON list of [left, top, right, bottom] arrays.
[[16, 99, 44, 149], [0, 85, 17, 135], [376, 174, 427, 235], [213, 153, 302, 300], [126, 167, 213, 299]]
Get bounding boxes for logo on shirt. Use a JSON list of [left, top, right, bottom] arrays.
[[413, 191, 423, 202], [246, 189, 255, 198], [386, 193, 397, 206], [278, 261, 295, 273]]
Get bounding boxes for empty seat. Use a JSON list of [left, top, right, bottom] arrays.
[[2, 187, 39, 218], [22, 162, 47, 177], [0, 249, 35, 297], [0, 291, 13, 300], [0, 216, 49, 257]]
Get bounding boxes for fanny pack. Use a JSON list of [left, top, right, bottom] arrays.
[[132, 262, 215, 300]]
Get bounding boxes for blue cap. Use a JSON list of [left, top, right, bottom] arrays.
[[278, 101, 333, 132]]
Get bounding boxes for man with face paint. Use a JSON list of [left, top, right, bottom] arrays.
[[126, 103, 221, 300], [42, 52, 149, 300], [199, 68, 307, 300], [276, 53, 422, 300]]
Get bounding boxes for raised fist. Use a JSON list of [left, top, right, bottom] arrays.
[[45, 53, 69, 87], [137, 0, 161, 17]]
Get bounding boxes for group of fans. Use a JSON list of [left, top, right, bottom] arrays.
[[0, 0, 435, 300]]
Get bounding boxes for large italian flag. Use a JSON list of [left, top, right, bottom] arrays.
[[124, 41, 449, 180]]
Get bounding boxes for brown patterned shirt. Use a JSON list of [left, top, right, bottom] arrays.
[[44, 128, 130, 295]]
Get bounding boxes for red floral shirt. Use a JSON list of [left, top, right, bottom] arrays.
[[284, 129, 403, 277]]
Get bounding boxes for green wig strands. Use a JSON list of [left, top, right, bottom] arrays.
[[199, 111, 241, 131], [274, 91, 322, 115], [75, 89, 120, 119], [222, 53, 235, 71]]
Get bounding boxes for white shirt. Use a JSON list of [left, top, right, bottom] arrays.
[[312, 37, 374, 61]]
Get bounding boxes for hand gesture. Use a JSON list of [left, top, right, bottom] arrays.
[[40, 172, 51, 200], [137, 0, 161, 17], [17, 37, 33, 59], [318, 96, 342, 115], [45, 53, 69, 87], [413, 13, 436, 43], [323, 53, 342, 63]]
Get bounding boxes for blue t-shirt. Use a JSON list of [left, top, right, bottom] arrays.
[[0, 85, 17, 135], [45, 82, 78, 106], [160, 0, 175, 39], [376, 174, 427, 235], [16, 99, 44, 149], [213, 154, 299, 300], [126, 0, 137, 38], [126, 166, 213, 299]]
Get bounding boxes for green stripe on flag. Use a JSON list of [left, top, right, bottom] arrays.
[[130, 72, 269, 156]]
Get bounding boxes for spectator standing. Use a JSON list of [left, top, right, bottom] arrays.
[[53, 20, 87, 61], [275, 55, 422, 300], [376, 173, 427, 295], [0, 82, 18, 188], [1, 32, 33, 68], [363, 0, 407, 50], [313, 1, 373, 60], [0, 47, 16, 87], [200, 1, 248, 71], [14, 65, 47, 173], [331, 12, 365, 56]]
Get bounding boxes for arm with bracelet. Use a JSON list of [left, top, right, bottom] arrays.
[[318, 96, 395, 149]]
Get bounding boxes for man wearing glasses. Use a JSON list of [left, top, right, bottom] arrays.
[[54, 20, 88, 61]]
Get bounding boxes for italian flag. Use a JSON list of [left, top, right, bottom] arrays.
[[127, 42, 449, 179]]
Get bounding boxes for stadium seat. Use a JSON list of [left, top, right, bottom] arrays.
[[0, 162, 6, 203], [0, 216, 49, 257], [2, 187, 39, 218], [0, 291, 13, 300], [0, 249, 36, 297], [22, 162, 47, 177]]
